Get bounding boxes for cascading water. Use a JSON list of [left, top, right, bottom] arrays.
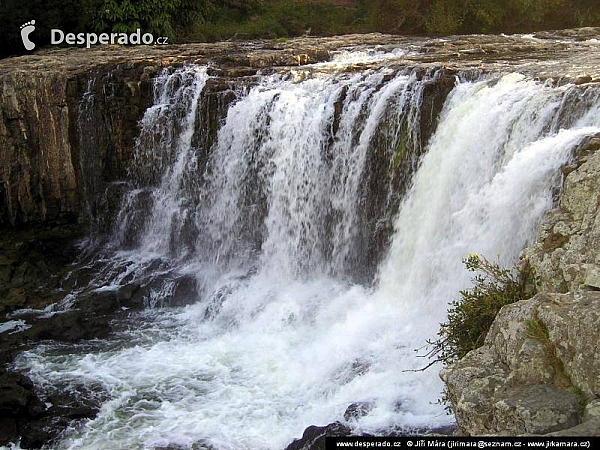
[[14, 54, 600, 450], [116, 66, 210, 255], [198, 69, 426, 281], [378, 74, 600, 325]]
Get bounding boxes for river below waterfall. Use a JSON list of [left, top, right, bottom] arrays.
[[8, 48, 600, 449]]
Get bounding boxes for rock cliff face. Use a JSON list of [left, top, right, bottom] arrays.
[[1, 71, 79, 226], [0, 65, 156, 227], [0, 43, 333, 228], [441, 292, 600, 435], [442, 137, 600, 436], [524, 136, 600, 294]]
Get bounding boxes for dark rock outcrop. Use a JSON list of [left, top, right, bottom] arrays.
[[0, 225, 83, 316], [0, 308, 112, 366], [285, 422, 353, 450], [352, 69, 456, 282], [0, 370, 45, 447], [0, 369, 102, 448], [285, 420, 458, 449], [0, 62, 158, 228], [344, 402, 374, 422]]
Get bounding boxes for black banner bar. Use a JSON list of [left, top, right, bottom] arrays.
[[326, 436, 598, 450]]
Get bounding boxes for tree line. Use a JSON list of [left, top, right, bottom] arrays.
[[2, 0, 599, 58]]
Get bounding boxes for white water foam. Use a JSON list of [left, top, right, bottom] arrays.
[[14, 70, 600, 450]]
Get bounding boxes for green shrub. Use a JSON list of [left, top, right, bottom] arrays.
[[423, 254, 537, 367], [424, 0, 464, 35], [363, 0, 425, 34]]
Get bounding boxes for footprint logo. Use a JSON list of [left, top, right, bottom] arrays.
[[20, 20, 36, 51]]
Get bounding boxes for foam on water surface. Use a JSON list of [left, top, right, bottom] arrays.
[[14, 62, 600, 449]]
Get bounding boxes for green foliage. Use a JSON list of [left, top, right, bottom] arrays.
[[424, 0, 464, 35], [353, 0, 600, 36], [3, 0, 600, 58], [91, 0, 216, 37], [93, 0, 170, 35], [189, 0, 361, 41], [526, 318, 568, 389], [424, 255, 537, 366], [419, 255, 537, 414], [362, 0, 425, 34]]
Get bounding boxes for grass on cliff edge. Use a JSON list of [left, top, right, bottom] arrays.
[[422, 254, 537, 368]]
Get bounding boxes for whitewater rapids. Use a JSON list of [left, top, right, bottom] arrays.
[[13, 54, 600, 449]]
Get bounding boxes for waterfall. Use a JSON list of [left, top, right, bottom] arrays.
[[15, 60, 600, 450], [197, 69, 427, 280], [115, 67, 210, 255], [378, 74, 600, 327]]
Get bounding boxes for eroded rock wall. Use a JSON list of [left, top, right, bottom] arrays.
[[0, 72, 79, 226], [523, 136, 600, 293], [0, 63, 160, 228], [442, 292, 600, 435]]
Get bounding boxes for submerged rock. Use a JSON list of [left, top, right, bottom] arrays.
[[285, 419, 458, 450], [0, 309, 112, 367], [0, 369, 103, 448], [343, 402, 373, 421], [0, 370, 43, 446], [155, 440, 220, 450], [0, 225, 84, 315]]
